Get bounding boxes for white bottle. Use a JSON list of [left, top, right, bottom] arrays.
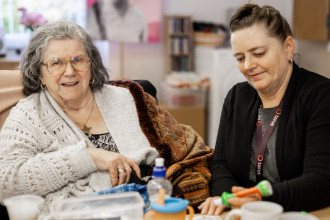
[[147, 158, 173, 202]]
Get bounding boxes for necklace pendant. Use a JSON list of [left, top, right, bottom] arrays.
[[83, 125, 92, 135]]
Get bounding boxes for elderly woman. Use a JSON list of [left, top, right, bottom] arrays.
[[199, 3, 330, 215], [0, 21, 213, 218]]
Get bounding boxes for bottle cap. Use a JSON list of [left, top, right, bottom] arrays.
[[155, 158, 164, 167], [152, 165, 166, 177], [153, 158, 166, 177]]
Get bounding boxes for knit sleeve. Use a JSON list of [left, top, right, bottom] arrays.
[[0, 102, 97, 198]]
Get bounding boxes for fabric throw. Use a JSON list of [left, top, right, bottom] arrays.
[[111, 80, 214, 208]]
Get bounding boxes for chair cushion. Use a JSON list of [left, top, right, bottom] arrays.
[[0, 70, 26, 129]]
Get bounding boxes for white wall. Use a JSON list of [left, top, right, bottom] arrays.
[[163, 0, 293, 25], [296, 40, 330, 78], [109, 0, 329, 95], [109, 0, 295, 94]]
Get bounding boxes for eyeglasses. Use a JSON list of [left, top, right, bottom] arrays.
[[41, 55, 91, 75]]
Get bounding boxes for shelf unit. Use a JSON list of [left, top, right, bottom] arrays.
[[164, 15, 194, 73], [293, 0, 330, 41]]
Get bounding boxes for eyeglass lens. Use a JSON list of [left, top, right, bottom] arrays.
[[46, 56, 90, 75]]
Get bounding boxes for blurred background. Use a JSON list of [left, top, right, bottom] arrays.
[[0, 0, 329, 147]]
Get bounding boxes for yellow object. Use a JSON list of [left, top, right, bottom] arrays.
[[156, 188, 165, 205], [144, 205, 194, 220]]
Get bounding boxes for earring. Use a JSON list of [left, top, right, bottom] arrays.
[[289, 57, 293, 63], [90, 78, 95, 85], [40, 84, 46, 90]]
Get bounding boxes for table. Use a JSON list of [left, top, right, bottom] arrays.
[[189, 206, 330, 219], [309, 206, 330, 220]]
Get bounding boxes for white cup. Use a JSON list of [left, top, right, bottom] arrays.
[[3, 194, 44, 220], [225, 201, 283, 220], [279, 212, 319, 220]]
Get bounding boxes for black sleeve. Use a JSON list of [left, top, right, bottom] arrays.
[[0, 204, 9, 220], [210, 88, 239, 196], [267, 83, 330, 211]]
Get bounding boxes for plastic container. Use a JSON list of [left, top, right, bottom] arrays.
[[50, 191, 144, 220], [147, 158, 173, 202], [3, 194, 44, 220], [279, 212, 318, 220], [144, 198, 194, 220], [162, 83, 207, 108]]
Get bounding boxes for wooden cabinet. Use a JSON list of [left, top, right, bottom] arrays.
[[160, 101, 206, 141], [293, 0, 330, 41], [164, 15, 194, 73], [166, 106, 205, 141]]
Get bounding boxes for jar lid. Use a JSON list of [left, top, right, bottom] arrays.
[[150, 198, 189, 213]]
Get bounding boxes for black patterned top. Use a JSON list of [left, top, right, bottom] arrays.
[[87, 132, 119, 153]]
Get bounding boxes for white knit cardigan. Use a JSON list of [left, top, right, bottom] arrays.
[[0, 84, 159, 218]]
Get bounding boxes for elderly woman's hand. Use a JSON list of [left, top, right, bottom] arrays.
[[87, 147, 141, 186], [198, 196, 226, 215]]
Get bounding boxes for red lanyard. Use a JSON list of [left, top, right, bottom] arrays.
[[255, 100, 283, 182]]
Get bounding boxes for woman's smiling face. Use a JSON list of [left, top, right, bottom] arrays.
[[40, 39, 92, 106], [230, 24, 293, 98]]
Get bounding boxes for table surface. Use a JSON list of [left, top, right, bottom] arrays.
[[309, 206, 330, 219], [193, 206, 330, 220]]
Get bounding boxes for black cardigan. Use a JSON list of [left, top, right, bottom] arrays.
[[210, 63, 330, 211]]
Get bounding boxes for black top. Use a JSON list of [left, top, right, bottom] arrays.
[[211, 63, 330, 211], [248, 106, 281, 184], [0, 204, 8, 220], [88, 132, 119, 153]]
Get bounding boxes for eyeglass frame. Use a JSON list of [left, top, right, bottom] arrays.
[[41, 55, 91, 75]]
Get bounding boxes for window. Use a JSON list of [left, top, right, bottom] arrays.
[[0, 0, 86, 49]]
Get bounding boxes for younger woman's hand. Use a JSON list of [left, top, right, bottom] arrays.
[[87, 148, 141, 186], [228, 186, 262, 209], [198, 196, 226, 215]]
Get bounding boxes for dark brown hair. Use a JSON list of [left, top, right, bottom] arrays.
[[230, 4, 293, 43]]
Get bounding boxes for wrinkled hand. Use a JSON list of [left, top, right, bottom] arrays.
[[228, 186, 262, 209], [198, 196, 226, 215], [87, 148, 141, 186]]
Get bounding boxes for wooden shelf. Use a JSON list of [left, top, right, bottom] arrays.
[[164, 15, 194, 73], [169, 33, 190, 37]]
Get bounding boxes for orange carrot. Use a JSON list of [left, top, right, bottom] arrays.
[[235, 186, 262, 197], [157, 188, 165, 205]]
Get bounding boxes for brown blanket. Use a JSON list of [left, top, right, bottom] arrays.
[[111, 80, 214, 207]]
